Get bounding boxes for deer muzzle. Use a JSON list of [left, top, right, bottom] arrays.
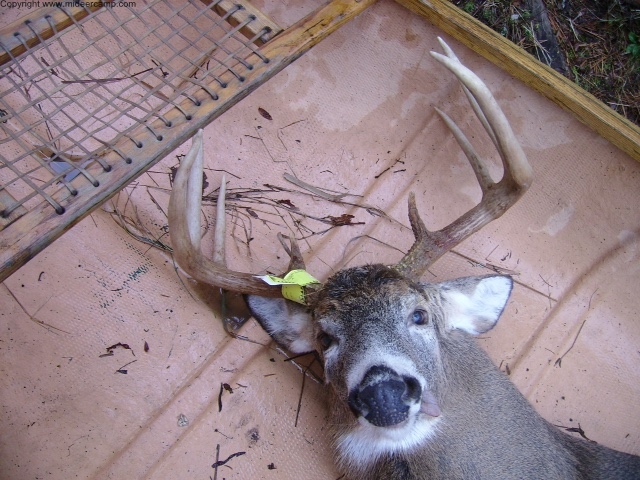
[[347, 365, 422, 427]]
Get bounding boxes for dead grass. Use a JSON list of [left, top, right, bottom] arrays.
[[451, 0, 640, 126]]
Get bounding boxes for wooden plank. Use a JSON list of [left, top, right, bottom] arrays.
[[0, 0, 378, 283], [0, 6, 103, 66], [396, 0, 640, 163], [203, 0, 284, 44], [0, 190, 27, 230]]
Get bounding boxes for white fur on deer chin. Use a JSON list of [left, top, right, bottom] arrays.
[[335, 411, 441, 471]]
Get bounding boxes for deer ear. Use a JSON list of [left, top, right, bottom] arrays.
[[439, 275, 513, 335], [245, 295, 316, 353]]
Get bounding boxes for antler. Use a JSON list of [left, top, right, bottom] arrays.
[[168, 129, 289, 297], [170, 39, 531, 294], [394, 38, 533, 280]]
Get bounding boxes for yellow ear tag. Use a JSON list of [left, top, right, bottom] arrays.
[[255, 269, 320, 305]]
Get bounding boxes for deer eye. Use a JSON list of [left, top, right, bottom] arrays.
[[317, 332, 335, 350], [412, 309, 430, 326]]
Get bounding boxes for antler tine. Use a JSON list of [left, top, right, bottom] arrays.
[[431, 37, 533, 189], [434, 106, 494, 190], [435, 39, 499, 151], [394, 39, 533, 280], [277, 233, 307, 271], [168, 129, 284, 297], [212, 173, 226, 265]]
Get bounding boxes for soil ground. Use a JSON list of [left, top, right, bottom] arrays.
[[449, 0, 640, 127]]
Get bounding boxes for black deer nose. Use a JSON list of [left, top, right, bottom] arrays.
[[347, 365, 422, 427]]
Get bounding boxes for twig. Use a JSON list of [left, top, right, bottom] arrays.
[[539, 274, 553, 287], [340, 234, 406, 267], [249, 126, 280, 164], [283, 352, 316, 363], [283, 173, 392, 221], [485, 244, 499, 260], [295, 357, 318, 427], [374, 156, 405, 179], [5, 287, 70, 334], [61, 67, 153, 84], [283, 351, 324, 385], [115, 359, 137, 374], [211, 450, 246, 468], [279, 119, 306, 130], [283, 173, 349, 202], [539, 274, 554, 309], [213, 428, 232, 440], [295, 364, 308, 427], [108, 201, 171, 251], [555, 289, 598, 367], [553, 423, 595, 443], [212, 444, 220, 480]]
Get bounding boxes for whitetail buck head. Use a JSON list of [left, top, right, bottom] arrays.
[[168, 39, 547, 476], [247, 266, 514, 471]]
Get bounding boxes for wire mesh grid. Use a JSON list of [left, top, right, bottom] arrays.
[[0, 0, 373, 281], [0, 0, 278, 224]]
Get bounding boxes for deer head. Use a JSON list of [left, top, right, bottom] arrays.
[[168, 38, 532, 473]]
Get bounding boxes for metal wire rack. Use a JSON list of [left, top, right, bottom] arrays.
[[0, 0, 374, 282], [1, 1, 278, 218]]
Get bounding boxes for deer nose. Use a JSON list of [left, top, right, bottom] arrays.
[[347, 365, 422, 427]]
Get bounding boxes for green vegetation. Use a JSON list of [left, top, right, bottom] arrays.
[[451, 0, 640, 126]]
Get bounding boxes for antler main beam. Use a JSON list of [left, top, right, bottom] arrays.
[[394, 38, 533, 280], [168, 130, 286, 297]]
